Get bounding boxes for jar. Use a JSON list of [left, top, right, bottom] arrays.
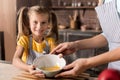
[[92, 2, 97, 6]]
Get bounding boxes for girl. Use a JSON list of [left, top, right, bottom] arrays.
[[12, 6, 58, 77]]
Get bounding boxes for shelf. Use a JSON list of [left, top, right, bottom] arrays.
[[52, 6, 96, 10], [58, 29, 102, 34]]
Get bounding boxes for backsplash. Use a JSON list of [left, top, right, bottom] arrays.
[[41, 0, 100, 30], [17, 0, 101, 31]]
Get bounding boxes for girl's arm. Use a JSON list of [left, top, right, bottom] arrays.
[[12, 45, 45, 77], [12, 46, 31, 72]]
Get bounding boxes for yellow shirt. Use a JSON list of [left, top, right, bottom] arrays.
[[17, 35, 57, 62]]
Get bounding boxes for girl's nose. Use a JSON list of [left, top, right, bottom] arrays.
[[38, 23, 43, 28]]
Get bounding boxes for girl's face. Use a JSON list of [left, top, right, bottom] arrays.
[[29, 12, 49, 37]]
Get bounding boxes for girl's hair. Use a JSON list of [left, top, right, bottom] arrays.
[[17, 6, 58, 41]]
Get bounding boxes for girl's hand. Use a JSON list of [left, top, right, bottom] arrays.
[[28, 65, 45, 78], [55, 58, 89, 77]]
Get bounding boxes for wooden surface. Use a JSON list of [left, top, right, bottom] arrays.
[[0, 62, 97, 80]]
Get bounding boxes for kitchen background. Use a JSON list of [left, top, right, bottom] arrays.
[[17, 0, 100, 30], [0, 0, 108, 76]]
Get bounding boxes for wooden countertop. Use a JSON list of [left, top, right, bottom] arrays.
[[0, 61, 97, 80]]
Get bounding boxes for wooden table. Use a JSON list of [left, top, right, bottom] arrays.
[[0, 61, 97, 80]]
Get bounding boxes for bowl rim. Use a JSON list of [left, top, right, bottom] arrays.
[[33, 54, 66, 72]]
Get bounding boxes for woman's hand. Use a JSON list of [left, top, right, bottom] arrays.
[[28, 65, 45, 78], [55, 58, 89, 77], [50, 42, 77, 55]]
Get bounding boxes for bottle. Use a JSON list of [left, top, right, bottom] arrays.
[[75, 16, 81, 29]]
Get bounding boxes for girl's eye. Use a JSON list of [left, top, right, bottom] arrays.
[[41, 21, 48, 26], [41, 22, 47, 25], [33, 21, 38, 24]]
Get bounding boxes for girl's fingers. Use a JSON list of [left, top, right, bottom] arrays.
[[31, 65, 36, 70], [30, 70, 45, 77], [34, 73, 45, 77], [30, 70, 43, 75]]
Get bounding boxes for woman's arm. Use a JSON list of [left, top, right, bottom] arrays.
[[87, 47, 120, 68], [74, 34, 108, 50], [50, 34, 108, 55]]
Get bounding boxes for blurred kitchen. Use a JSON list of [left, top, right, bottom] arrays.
[[0, 0, 108, 78]]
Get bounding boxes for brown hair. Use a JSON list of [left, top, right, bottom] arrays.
[[17, 6, 58, 41]]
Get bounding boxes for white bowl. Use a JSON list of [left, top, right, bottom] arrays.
[[33, 54, 66, 77]]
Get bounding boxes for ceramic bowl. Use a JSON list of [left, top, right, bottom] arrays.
[[33, 54, 66, 77]]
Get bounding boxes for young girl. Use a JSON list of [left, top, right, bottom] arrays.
[[12, 6, 58, 77]]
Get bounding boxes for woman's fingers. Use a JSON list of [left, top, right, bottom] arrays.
[[55, 45, 67, 53], [55, 63, 74, 77], [55, 60, 83, 77], [63, 63, 74, 70], [55, 69, 74, 77], [50, 45, 62, 54], [55, 65, 77, 77], [50, 44, 66, 54], [58, 53, 63, 58]]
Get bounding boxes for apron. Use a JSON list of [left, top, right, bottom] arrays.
[[95, 0, 120, 70], [26, 36, 50, 65]]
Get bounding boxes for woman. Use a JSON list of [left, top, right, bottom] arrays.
[[50, 0, 120, 77]]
